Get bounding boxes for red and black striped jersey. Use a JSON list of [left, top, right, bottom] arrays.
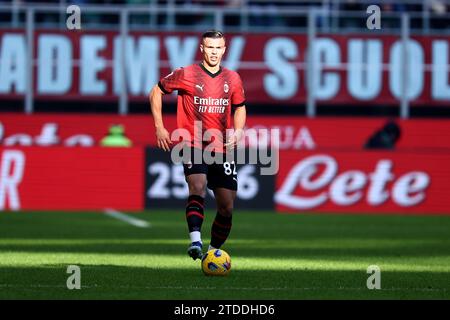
[[159, 63, 245, 152]]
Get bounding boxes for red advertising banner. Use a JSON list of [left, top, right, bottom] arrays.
[[2, 113, 450, 150], [0, 113, 176, 147], [275, 150, 450, 214], [2, 145, 450, 214], [0, 30, 449, 105], [0, 147, 144, 211]]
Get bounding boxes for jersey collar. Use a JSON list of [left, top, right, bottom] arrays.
[[199, 63, 222, 78]]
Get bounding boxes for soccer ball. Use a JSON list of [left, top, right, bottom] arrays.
[[201, 249, 231, 276]]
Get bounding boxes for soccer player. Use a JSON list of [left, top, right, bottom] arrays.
[[149, 30, 246, 260]]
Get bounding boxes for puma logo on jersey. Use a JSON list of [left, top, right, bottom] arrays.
[[195, 84, 204, 92]]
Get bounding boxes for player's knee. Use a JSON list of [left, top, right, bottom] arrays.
[[189, 181, 206, 195], [218, 205, 233, 217]]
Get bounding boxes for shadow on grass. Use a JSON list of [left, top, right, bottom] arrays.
[[0, 265, 448, 300], [0, 240, 449, 259], [2, 211, 450, 243]]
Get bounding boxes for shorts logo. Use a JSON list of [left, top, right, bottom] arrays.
[[187, 161, 193, 169], [224, 82, 229, 93]]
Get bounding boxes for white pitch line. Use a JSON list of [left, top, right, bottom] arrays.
[[103, 209, 151, 228]]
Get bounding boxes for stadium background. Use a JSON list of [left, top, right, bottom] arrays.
[[0, 0, 450, 300]]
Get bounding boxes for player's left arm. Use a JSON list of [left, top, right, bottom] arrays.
[[225, 74, 246, 150], [225, 105, 246, 150]]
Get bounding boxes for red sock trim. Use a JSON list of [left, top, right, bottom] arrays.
[[187, 200, 204, 209], [212, 231, 228, 240], [213, 220, 232, 229], [186, 211, 204, 219]]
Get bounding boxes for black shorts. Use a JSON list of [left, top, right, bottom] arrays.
[[182, 149, 238, 191]]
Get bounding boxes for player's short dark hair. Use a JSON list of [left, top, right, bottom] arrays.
[[202, 30, 225, 43]]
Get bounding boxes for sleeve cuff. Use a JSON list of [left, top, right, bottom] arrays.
[[158, 81, 170, 94], [232, 101, 246, 108]]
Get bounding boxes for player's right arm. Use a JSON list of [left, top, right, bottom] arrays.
[[149, 84, 172, 152], [150, 68, 187, 151]]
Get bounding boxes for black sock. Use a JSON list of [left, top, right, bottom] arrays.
[[185, 195, 205, 234], [210, 212, 232, 249]]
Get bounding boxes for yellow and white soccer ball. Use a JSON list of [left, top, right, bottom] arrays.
[[201, 249, 231, 276]]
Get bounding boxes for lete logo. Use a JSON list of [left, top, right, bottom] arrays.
[[0, 122, 94, 147], [275, 155, 430, 209], [0, 150, 25, 211]]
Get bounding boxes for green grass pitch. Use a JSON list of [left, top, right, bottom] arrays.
[[0, 210, 449, 299]]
